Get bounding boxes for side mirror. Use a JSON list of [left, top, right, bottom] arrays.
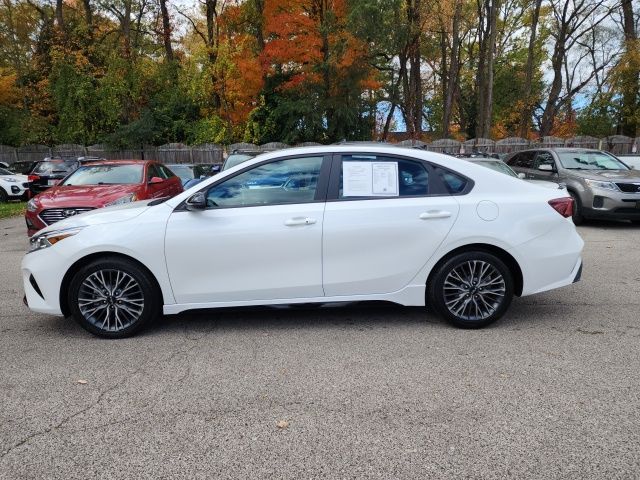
[[211, 165, 222, 174], [538, 164, 554, 172], [185, 191, 207, 211], [148, 176, 164, 184], [517, 173, 526, 179]]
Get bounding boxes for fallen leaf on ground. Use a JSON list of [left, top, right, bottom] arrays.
[[77, 380, 88, 384], [276, 420, 289, 429]]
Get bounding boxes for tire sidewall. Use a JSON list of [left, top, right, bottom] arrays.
[[429, 251, 514, 329], [68, 257, 159, 338], [569, 192, 583, 225]]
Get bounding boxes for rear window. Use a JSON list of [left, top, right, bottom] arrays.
[[434, 167, 469, 194], [61, 164, 144, 185], [33, 161, 78, 175]]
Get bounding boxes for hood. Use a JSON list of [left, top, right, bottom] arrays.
[[568, 169, 640, 182], [34, 184, 140, 208], [526, 179, 566, 190], [35, 199, 160, 235], [1, 174, 28, 182]]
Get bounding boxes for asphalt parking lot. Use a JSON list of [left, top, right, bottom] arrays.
[[0, 215, 639, 479]]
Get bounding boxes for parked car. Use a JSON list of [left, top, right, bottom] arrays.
[[28, 158, 81, 195], [10, 160, 38, 175], [222, 150, 260, 171], [22, 146, 583, 338], [462, 157, 565, 190], [182, 164, 223, 189], [25, 160, 183, 236], [506, 148, 640, 225], [167, 163, 208, 186], [0, 167, 29, 202]]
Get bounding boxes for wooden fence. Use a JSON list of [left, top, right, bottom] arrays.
[[1, 136, 638, 165]]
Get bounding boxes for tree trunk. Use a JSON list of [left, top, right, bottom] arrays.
[[518, 0, 541, 138], [620, 0, 639, 136], [443, 0, 461, 137], [82, 0, 93, 27], [159, 0, 174, 62], [540, 33, 566, 137], [405, 0, 422, 139], [476, 0, 498, 138], [55, 0, 63, 28]]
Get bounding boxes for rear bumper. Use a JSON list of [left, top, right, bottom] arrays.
[[512, 220, 584, 296]]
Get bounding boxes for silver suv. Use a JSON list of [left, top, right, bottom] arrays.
[[506, 148, 640, 225]]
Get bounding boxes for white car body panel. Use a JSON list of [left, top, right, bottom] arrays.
[[165, 202, 325, 303], [22, 146, 584, 319], [0, 173, 28, 198], [322, 197, 459, 296]]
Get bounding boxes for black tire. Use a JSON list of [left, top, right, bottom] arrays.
[[569, 192, 584, 225], [68, 257, 160, 338], [0, 188, 7, 203], [428, 251, 514, 329]]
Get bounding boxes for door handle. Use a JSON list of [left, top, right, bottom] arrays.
[[419, 211, 452, 220], [284, 217, 317, 226]]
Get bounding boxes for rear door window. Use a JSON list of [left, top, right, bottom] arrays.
[[338, 155, 429, 199]]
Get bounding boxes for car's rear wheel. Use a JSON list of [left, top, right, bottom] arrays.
[[68, 257, 160, 338], [569, 192, 583, 225], [428, 251, 514, 329], [0, 188, 7, 203]]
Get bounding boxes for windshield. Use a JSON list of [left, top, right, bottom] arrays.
[[33, 161, 78, 175], [61, 164, 144, 185], [474, 160, 518, 177], [557, 151, 629, 170], [0, 167, 14, 175], [167, 165, 195, 180], [224, 154, 255, 171]]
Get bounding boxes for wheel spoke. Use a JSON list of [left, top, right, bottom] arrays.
[[78, 269, 145, 332], [443, 260, 505, 322]]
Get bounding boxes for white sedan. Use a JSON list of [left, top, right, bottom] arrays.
[[0, 167, 29, 202], [22, 146, 584, 338]]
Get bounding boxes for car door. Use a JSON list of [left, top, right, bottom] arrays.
[[530, 151, 560, 181], [158, 164, 184, 195], [322, 153, 461, 297], [145, 163, 171, 198], [164, 154, 330, 304], [507, 151, 537, 178]]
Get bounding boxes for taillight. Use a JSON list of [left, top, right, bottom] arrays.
[[548, 197, 574, 218], [28, 175, 39, 182]]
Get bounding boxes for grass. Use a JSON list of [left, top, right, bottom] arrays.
[[0, 201, 26, 219]]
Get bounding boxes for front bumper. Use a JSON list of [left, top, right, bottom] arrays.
[[22, 248, 67, 315], [579, 187, 640, 220]]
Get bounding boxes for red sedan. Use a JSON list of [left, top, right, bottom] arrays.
[[25, 160, 183, 236]]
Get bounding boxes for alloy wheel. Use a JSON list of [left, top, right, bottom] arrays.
[[443, 260, 506, 322], [77, 269, 145, 332]]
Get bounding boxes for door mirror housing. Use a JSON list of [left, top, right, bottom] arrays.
[[185, 191, 207, 211], [148, 176, 164, 184], [538, 164, 554, 172]]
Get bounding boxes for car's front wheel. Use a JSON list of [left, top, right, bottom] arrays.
[[569, 192, 584, 225], [68, 257, 160, 338], [428, 251, 514, 328]]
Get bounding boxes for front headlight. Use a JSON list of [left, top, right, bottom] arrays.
[[1, 177, 17, 183], [584, 179, 619, 191], [26, 198, 38, 212], [28, 227, 84, 253], [105, 193, 137, 207]]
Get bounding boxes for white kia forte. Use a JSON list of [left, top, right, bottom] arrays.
[[22, 146, 584, 338]]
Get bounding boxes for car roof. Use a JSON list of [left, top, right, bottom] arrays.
[[82, 160, 150, 166]]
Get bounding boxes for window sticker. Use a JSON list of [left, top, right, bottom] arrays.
[[343, 161, 399, 197]]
